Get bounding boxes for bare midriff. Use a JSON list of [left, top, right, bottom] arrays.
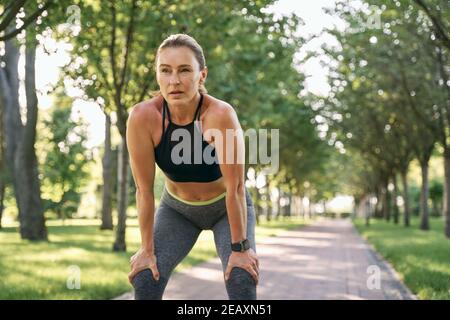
[[165, 176, 227, 202]]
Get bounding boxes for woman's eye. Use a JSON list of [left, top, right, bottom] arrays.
[[161, 69, 169, 73], [181, 69, 190, 72]]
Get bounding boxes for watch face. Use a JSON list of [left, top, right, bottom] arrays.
[[231, 243, 242, 252], [231, 239, 249, 252]]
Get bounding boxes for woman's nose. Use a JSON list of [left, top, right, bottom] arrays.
[[169, 73, 180, 84]]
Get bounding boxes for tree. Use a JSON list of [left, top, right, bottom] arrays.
[[412, 0, 450, 50], [0, 0, 75, 238], [41, 91, 92, 222], [100, 113, 114, 230], [319, 1, 447, 236], [0, 0, 53, 41]]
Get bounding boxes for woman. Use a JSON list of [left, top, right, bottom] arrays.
[[127, 34, 259, 300]]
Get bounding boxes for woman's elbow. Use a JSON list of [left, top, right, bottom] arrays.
[[227, 181, 245, 196], [136, 188, 154, 199]]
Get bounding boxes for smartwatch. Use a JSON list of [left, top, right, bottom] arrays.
[[231, 239, 250, 252]]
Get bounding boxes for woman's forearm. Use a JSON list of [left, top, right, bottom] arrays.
[[225, 188, 247, 243], [136, 190, 155, 253]]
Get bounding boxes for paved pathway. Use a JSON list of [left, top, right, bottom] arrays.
[[115, 218, 415, 300]]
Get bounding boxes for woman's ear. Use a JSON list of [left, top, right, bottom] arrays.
[[200, 66, 208, 83]]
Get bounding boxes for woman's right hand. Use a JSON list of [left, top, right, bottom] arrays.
[[128, 248, 160, 284]]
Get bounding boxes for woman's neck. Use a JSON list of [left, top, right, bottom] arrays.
[[168, 92, 201, 124]]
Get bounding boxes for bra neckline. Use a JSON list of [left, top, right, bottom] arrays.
[[167, 119, 198, 128]]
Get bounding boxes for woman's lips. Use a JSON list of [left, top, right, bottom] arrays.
[[169, 92, 184, 98]]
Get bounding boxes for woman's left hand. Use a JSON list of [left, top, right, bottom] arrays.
[[224, 248, 259, 285]]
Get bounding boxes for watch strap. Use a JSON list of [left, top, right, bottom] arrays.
[[231, 238, 250, 252]]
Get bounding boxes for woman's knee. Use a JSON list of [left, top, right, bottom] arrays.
[[225, 267, 257, 300], [132, 269, 166, 300]]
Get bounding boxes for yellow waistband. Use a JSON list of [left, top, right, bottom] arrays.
[[165, 187, 226, 206]]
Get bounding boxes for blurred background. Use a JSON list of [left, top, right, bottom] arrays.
[[0, 0, 448, 299]]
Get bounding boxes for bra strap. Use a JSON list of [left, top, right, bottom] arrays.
[[163, 99, 172, 123], [193, 93, 203, 121], [194, 94, 204, 134], [160, 99, 168, 141], [163, 93, 202, 125]]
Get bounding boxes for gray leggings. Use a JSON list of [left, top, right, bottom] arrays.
[[131, 187, 257, 300]]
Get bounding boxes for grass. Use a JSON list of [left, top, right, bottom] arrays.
[[353, 216, 450, 300], [0, 216, 307, 299]]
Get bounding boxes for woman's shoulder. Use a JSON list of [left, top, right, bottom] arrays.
[[203, 94, 237, 122], [129, 95, 164, 125]]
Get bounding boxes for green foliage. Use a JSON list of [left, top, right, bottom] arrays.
[[40, 91, 93, 220], [53, 0, 327, 201], [316, 0, 448, 200], [429, 179, 443, 216]]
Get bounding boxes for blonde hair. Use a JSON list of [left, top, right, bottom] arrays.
[[150, 34, 207, 97]]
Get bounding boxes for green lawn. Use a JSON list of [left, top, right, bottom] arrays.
[[353, 217, 450, 300], [0, 216, 307, 299]]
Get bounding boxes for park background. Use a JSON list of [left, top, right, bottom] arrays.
[[0, 0, 449, 299]]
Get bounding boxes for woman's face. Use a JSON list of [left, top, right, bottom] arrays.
[[156, 46, 207, 105]]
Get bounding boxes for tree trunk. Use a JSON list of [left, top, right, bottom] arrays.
[[264, 186, 271, 221], [444, 145, 450, 237], [0, 183, 4, 228], [275, 190, 282, 220], [0, 44, 12, 231], [436, 45, 450, 238], [266, 204, 272, 222], [374, 186, 382, 218], [1, 35, 21, 168], [14, 39, 47, 240], [401, 170, 411, 227], [287, 191, 292, 217], [0, 96, 5, 229], [254, 187, 261, 225], [382, 181, 389, 221], [308, 199, 313, 218], [113, 137, 129, 251], [365, 196, 371, 226], [298, 195, 304, 219], [420, 160, 430, 230], [1, 33, 46, 239], [1, 36, 20, 224], [386, 181, 391, 222], [100, 114, 113, 230], [265, 188, 272, 222], [393, 174, 399, 224]]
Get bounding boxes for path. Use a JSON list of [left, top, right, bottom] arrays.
[[114, 218, 415, 300]]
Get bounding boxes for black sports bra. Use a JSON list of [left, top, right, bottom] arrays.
[[154, 94, 223, 182]]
